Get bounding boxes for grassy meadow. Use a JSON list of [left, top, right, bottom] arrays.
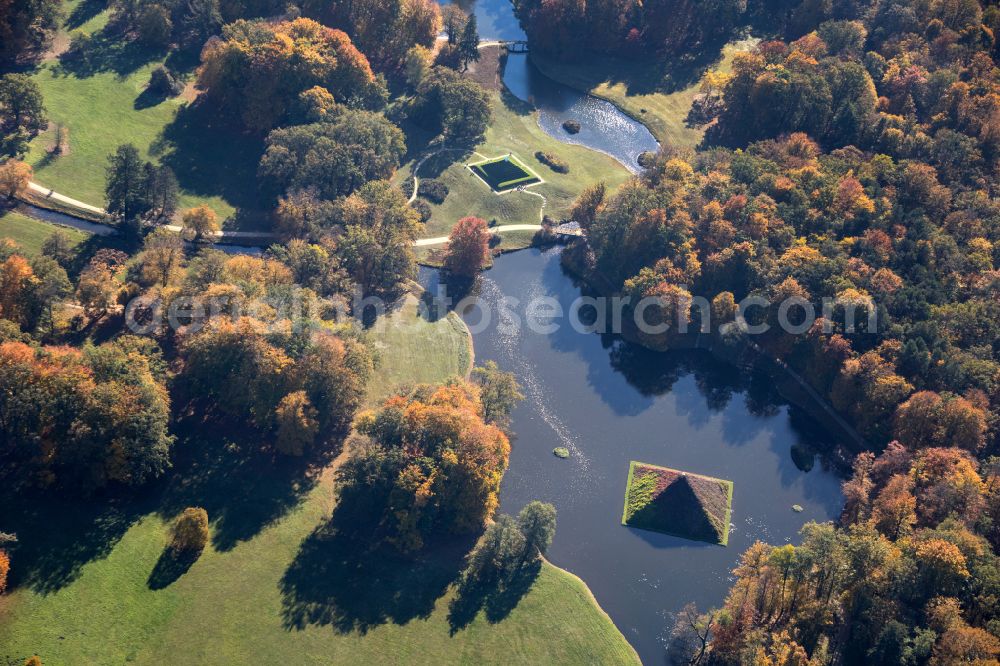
[[22, 2, 266, 225], [365, 290, 474, 404], [0, 472, 637, 665]]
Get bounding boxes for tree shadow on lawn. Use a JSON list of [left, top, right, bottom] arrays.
[[546, 37, 735, 97], [415, 148, 474, 180], [56, 26, 164, 79], [162, 45, 203, 77], [446, 558, 542, 634], [0, 483, 153, 595], [500, 86, 534, 118], [419, 274, 481, 323], [151, 102, 268, 214], [133, 85, 173, 111], [147, 547, 200, 590], [279, 486, 475, 634], [66, 0, 109, 30], [156, 410, 326, 552], [0, 403, 332, 593]]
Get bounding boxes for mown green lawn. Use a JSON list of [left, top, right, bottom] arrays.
[[23, 3, 265, 225], [365, 290, 473, 404], [0, 209, 90, 256], [25, 61, 249, 222], [531, 38, 757, 148], [0, 472, 637, 665], [397, 89, 631, 245]]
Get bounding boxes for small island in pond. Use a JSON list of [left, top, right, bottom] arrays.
[[622, 461, 733, 546]]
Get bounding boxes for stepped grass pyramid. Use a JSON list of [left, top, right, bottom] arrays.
[[621, 461, 733, 546]]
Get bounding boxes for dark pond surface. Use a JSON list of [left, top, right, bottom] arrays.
[[448, 0, 660, 172], [420, 248, 844, 664]]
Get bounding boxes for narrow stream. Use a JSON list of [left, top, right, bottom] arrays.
[[421, 249, 844, 664], [12, 204, 263, 255]]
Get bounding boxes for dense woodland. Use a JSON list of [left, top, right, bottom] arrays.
[[528, 0, 1000, 662], [3, 0, 1000, 662]]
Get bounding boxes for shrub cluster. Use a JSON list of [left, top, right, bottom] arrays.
[[417, 178, 449, 203], [535, 151, 569, 173], [147, 66, 184, 98]]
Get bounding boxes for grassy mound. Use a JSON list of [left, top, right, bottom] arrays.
[[622, 462, 733, 546], [364, 290, 473, 404]]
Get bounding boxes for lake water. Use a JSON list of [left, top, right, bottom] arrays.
[[420, 249, 844, 664], [502, 55, 660, 173], [448, 0, 660, 172]]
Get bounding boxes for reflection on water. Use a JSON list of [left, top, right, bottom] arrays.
[[448, 0, 526, 42], [420, 248, 844, 664], [502, 54, 660, 173]]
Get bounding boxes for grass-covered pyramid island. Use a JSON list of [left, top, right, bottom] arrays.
[[621, 462, 733, 546]]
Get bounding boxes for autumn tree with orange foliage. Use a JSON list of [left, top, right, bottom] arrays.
[[170, 507, 209, 554], [197, 18, 385, 132], [0, 549, 9, 594], [304, 0, 440, 70], [0, 337, 172, 490], [181, 205, 219, 242], [275, 391, 319, 456], [688, 441, 1000, 665], [894, 391, 988, 452], [341, 381, 511, 552], [0, 254, 37, 327], [178, 321, 369, 455], [444, 216, 491, 278], [0, 159, 31, 199]]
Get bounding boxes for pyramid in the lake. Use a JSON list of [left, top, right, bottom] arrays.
[[621, 461, 733, 546]]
